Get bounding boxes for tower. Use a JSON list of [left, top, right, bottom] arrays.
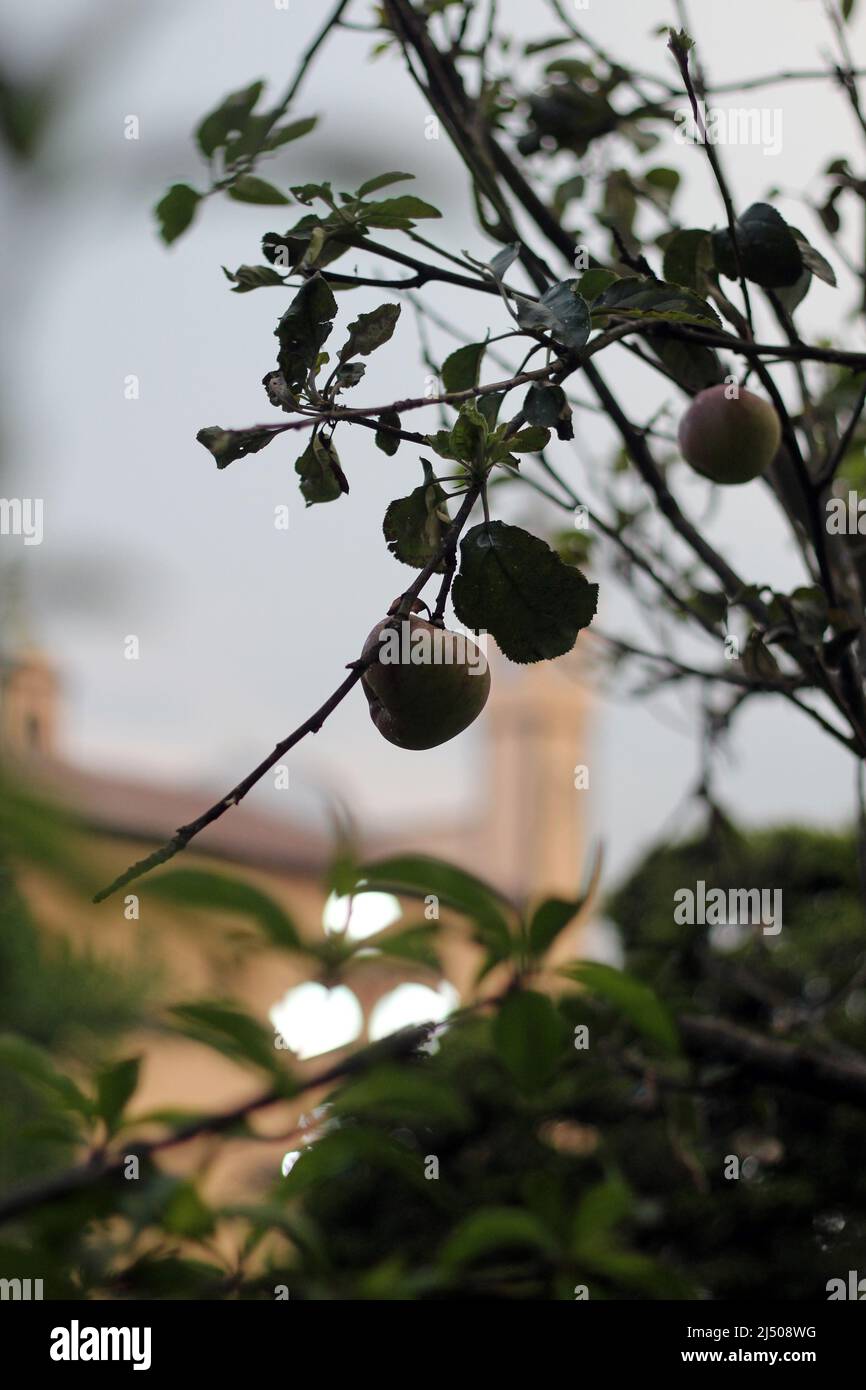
[[481, 649, 591, 903]]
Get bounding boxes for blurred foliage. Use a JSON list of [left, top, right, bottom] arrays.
[[1, 794, 865, 1300]]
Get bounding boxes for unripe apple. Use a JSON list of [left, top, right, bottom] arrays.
[[678, 385, 781, 485], [361, 613, 491, 749]]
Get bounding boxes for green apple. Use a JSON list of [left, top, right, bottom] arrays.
[[361, 614, 491, 749], [678, 385, 781, 485]]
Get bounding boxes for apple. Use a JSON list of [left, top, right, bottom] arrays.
[[361, 613, 491, 749], [678, 385, 781, 485]]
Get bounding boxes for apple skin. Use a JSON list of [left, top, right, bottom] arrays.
[[361, 615, 491, 750], [678, 385, 781, 485]]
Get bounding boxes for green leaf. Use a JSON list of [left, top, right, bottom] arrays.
[[358, 194, 442, 228], [528, 897, 584, 958], [147, 868, 302, 950], [523, 384, 566, 428], [161, 1181, 215, 1240], [383, 460, 450, 569], [196, 425, 279, 469], [516, 280, 591, 350], [440, 1207, 556, 1267], [95, 1057, 140, 1133], [426, 400, 488, 465], [452, 521, 598, 663], [644, 165, 680, 203], [0, 1035, 92, 1116], [333, 1066, 469, 1126], [375, 410, 402, 455], [263, 115, 317, 150], [441, 342, 486, 393], [843, 0, 857, 21], [356, 171, 415, 198], [576, 267, 619, 303], [275, 273, 337, 391], [282, 1126, 419, 1197], [564, 962, 680, 1056], [369, 923, 440, 969], [155, 183, 201, 245], [171, 1002, 290, 1080], [712, 203, 803, 288], [592, 275, 720, 326], [222, 263, 286, 293], [228, 175, 289, 205], [660, 228, 713, 292], [572, 1174, 632, 1252], [340, 302, 401, 360], [352, 854, 513, 953], [295, 434, 348, 506], [196, 81, 263, 157], [492, 991, 564, 1091]]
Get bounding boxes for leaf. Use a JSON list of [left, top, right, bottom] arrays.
[[358, 194, 442, 228], [592, 276, 720, 326], [352, 854, 513, 953], [491, 424, 550, 457], [0, 1035, 92, 1115], [516, 280, 591, 350], [492, 991, 564, 1091], [333, 1066, 469, 1126], [155, 184, 201, 245], [712, 203, 803, 288], [441, 342, 486, 393], [196, 425, 279, 469], [95, 1057, 140, 1133], [356, 171, 415, 198], [275, 273, 337, 391], [795, 236, 837, 287], [572, 1175, 632, 1252], [340, 302, 401, 360], [843, 0, 857, 21], [196, 81, 264, 157], [528, 897, 584, 958], [228, 175, 289, 205], [281, 1126, 419, 1197], [147, 868, 302, 950], [660, 228, 714, 292], [440, 1208, 555, 1267], [295, 434, 348, 506], [383, 460, 450, 569], [488, 243, 521, 281], [452, 521, 598, 663], [426, 400, 488, 465], [222, 263, 286, 293], [564, 962, 680, 1056], [576, 267, 619, 303], [161, 1182, 214, 1240], [263, 115, 317, 150], [375, 410, 402, 455], [171, 1002, 291, 1080], [523, 383, 566, 428]]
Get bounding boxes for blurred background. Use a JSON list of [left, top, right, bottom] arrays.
[[1, 0, 864, 897], [3, 1, 866, 1299]]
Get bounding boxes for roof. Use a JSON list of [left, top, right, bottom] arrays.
[[26, 756, 331, 878]]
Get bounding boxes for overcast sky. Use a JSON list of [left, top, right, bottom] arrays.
[[2, 0, 865, 885]]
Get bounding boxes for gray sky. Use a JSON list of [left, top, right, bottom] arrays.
[[2, 0, 864, 884]]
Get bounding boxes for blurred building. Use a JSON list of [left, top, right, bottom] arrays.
[[2, 641, 594, 1194]]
